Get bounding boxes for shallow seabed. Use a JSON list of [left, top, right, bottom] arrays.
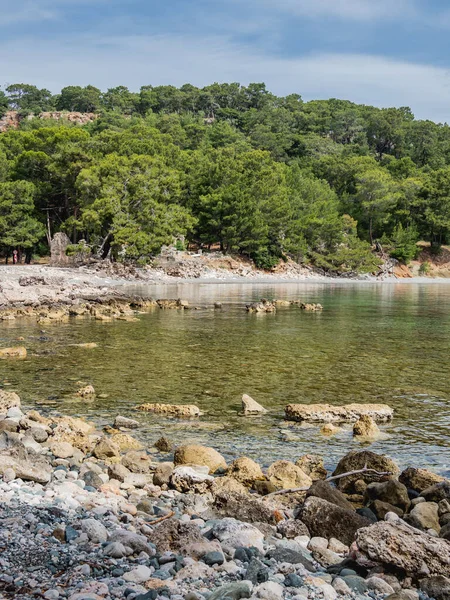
[[1, 281, 449, 475]]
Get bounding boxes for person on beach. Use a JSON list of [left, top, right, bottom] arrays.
[[12, 249, 18, 264]]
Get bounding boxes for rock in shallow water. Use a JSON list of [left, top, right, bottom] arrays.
[[285, 403, 393, 423]]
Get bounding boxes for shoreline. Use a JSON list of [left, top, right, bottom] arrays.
[[1, 264, 449, 310], [0, 391, 449, 600]]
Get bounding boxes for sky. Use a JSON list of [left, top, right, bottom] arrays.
[[1, 0, 450, 122]]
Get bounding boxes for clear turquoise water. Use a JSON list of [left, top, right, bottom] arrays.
[[1, 281, 449, 475]]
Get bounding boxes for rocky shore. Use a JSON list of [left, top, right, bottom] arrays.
[[0, 389, 449, 600]]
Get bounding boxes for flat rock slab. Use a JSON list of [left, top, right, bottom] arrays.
[[285, 403, 393, 423]]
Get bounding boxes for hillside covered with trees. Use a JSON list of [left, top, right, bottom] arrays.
[[1, 82, 450, 273]]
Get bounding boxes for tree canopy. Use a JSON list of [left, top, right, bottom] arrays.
[[1, 80, 450, 271]]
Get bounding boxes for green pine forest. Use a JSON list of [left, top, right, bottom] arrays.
[[1, 82, 450, 273]]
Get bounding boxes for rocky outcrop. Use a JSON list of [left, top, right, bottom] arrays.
[[354, 519, 450, 577], [285, 403, 393, 423], [174, 444, 227, 474], [0, 111, 20, 132], [332, 450, 400, 493], [241, 394, 267, 415], [135, 403, 201, 417], [301, 497, 371, 546]]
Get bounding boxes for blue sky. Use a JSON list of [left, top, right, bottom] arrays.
[[2, 0, 450, 122]]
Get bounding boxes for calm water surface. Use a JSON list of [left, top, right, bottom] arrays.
[[1, 282, 449, 475]]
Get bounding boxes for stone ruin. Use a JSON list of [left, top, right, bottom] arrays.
[[50, 232, 71, 266]]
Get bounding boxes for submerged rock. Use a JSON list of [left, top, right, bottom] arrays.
[[285, 403, 393, 423], [353, 415, 380, 438], [113, 415, 140, 429], [0, 347, 27, 359], [76, 384, 96, 397], [135, 403, 201, 417]]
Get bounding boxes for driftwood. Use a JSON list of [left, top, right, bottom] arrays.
[[266, 464, 393, 498], [148, 510, 175, 525]]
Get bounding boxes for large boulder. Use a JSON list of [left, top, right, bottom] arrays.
[[226, 457, 265, 488], [399, 467, 446, 493], [364, 480, 410, 512], [121, 450, 153, 473], [0, 451, 52, 484], [301, 497, 371, 546], [174, 444, 226, 474], [241, 394, 267, 416], [267, 460, 312, 491], [306, 480, 354, 511], [332, 450, 400, 493], [0, 391, 21, 413], [355, 520, 450, 577], [285, 403, 393, 423]]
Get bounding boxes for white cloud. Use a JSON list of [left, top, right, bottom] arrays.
[[1, 34, 450, 123]]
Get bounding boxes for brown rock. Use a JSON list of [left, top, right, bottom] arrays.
[[399, 467, 446, 493], [301, 496, 371, 546], [332, 450, 399, 493], [77, 385, 95, 397], [420, 575, 450, 600], [110, 433, 142, 451], [93, 437, 120, 460], [267, 460, 312, 491], [364, 480, 410, 512], [353, 415, 380, 438], [121, 450, 153, 473], [420, 481, 450, 503], [153, 462, 174, 487], [174, 444, 226, 474], [155, 436, 173, 452], [213, 490, 276, 524], [226, 457, 265, 487], [306, 480, 355, 511], [151, 519, 203, 553], [277, 519, 310, 539], [369, 500, 403, 520], [296, 454, 327, 480], [212, 476, 249, 496]]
